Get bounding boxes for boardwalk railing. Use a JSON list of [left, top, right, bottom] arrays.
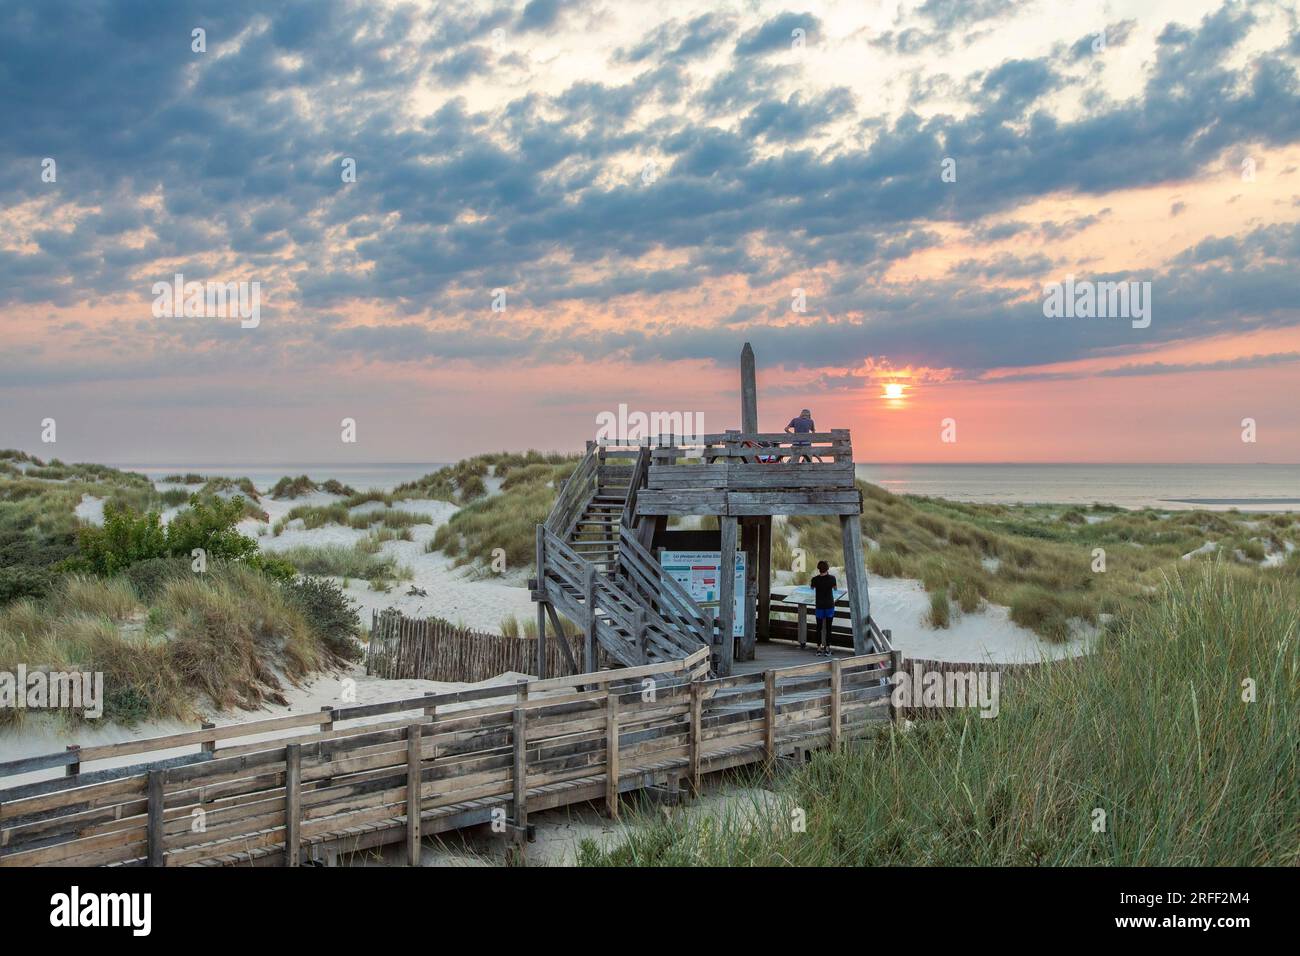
[[537, 528, 705, 667], [0, 647, 894, 867]]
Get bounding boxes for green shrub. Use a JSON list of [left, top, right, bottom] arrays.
[[0, 564, 58, 604], [122, 556, 192, 601], [165, 495, 259, 563], [282, 576, 363, 662], [77, 501, 168, 574]]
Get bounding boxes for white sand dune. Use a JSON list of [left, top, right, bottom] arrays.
[[1, 664, 532, 791]]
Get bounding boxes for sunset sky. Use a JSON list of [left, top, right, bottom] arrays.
[[1, 0, 1298, 464]]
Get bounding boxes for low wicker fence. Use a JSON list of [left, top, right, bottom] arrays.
[[365, 610, 601, 683]]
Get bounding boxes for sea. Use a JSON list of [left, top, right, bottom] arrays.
[[109, 461, 1300, 512]]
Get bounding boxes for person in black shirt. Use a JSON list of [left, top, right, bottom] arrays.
[[810, 561, 837, 655]]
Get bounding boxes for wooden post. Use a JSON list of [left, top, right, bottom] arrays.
[[605, 690, 620, 819], [320, 705, 333, 733], [510, 705, 527, 835], [535, 525, 548, 679], [688, 681, 702, 796], [147, 769, 166, 867], [740, 342, 758, 435], [839, 514, 871, 655], [717, 515, 737, 676], [200, 722, 216, 755], [65, 744, 80, 777], [285, 742, 301, 867], [830, 659, 842, 752], [739, 520, 758, 661], [797, 603, 808, 648], [764, 670, 777, 770], [757, 517, 772, 642], [583, 562, 598, 673], [888, 649, 904, 722], [406, 725, 421, 865]]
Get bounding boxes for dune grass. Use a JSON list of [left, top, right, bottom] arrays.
[[578, 562, 1298, 866], [0, 566, 361, 726], [431, 457, 578, 571], [776, 481, 1300, 640], [270, 544, 411, 582]]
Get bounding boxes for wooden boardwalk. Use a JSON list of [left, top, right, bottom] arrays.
[[0, 647, 897, 867]]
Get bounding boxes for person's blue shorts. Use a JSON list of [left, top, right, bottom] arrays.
[[814, 608, 835, 621]]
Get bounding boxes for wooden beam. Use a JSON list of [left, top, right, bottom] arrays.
[[512, 706, 527, 830], [758, 517, 772, 642], [405, 727, 421, 865], [840, 515, 871, 655], [147, 769, 165, 867], [763, 670, 776, 771], [688, 681, 702, 796], [605, 692, 620, 819], [741, 342, 758, 435], [583, 562, 598, 674], [830, 660, 842, 753], [739, 519, 758, 661], [545, 602, 579, 674], [717, 516, 738, 676], [286, 743, 301, 867], [535, 526, 548, 678]]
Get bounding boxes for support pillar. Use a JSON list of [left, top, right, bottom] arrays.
[[717, 515, 738, 676], [839, 514, 871, 655], [739, 519, 758, 661], [757, 517, 772, 642]]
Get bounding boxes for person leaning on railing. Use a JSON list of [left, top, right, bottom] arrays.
[[784, 408, 817, 462]]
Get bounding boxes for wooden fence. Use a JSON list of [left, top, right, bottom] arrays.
[[0, 646, 896, 867], [365, 611, 602, 683]]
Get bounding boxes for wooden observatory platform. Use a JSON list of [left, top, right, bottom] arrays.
[[531, 344, 886, 678]]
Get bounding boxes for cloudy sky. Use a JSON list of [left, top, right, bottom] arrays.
[[2, 0, 1298, 464]]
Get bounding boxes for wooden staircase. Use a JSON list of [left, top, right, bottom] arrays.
[[533, 444, 714, 673]]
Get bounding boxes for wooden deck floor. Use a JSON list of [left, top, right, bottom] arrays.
[[731, 639, 855, 676]]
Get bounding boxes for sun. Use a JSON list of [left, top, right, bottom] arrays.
[[883, 383, 906, 400]]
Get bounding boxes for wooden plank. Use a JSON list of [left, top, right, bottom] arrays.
[[285, 742, 301, 866], [688, 681, 702, 795], [512, 707, 527, 830], [758, 517, 771, 642], [717, 515, 737, 677], [830, 660, 842, 752], [840, 514, 871, 654], [605, 692, 619, 819], [764, 671, 776, 769], [405, 726, 421, 865], [147, 769, 165, 867]]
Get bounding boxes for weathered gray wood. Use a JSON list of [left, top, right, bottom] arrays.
[[512, 706, 527, 830], [830, 660, 842, 752], [764, 670, 777, 769], [583, 562, 598, 673], [740, 519, 758, 661], [405, 727, 420, 865], [840, 515, 871, 654], [605, 692, 619, 819], [717, 516, 737, 676], [545, 602, 579, 674], [741, 342, 758, 435], [758, 517, 772, 642], [285, 742, 301, 866], [688, 681, 702, 795], [147, 769, 165, 867]]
